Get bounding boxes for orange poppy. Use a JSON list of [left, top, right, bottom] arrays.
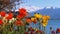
[[0, 11, 6, 17], [33, 19, 37, 24], [15, 20, 24, 26], [26, 18, 32, 24], [36, 30, 43, 34]]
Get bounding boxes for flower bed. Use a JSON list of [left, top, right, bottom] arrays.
[[0, 8, 50, 34]]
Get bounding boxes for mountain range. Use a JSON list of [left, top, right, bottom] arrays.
[[30, 7, 60, 19]]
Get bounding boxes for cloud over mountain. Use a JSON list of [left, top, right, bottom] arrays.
[[15, 5, 44, 12]]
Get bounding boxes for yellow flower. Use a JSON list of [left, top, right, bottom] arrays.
[[31, 17, 36, 21], [34, 13, 42, 19], [42, 15, 50, 20], [40, 19, 48, 27], [46, 16, 50, 20], [42, 16, 47, 20], [42, 20, 48, 27]]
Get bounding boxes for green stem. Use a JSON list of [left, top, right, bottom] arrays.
[[44, 27, 46, 34]]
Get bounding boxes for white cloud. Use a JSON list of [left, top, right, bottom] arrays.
[[15, 3, 58, 12], [46, 6, 51, 9], [15, 4, 44, 12], [19, 5, 41, 12], [15, 4, 57, 12]]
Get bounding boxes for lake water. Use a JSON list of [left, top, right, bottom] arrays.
[[29, 20, 60, 34], [46, 20, 60, 34]]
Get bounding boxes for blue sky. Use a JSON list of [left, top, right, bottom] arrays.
[[17, 0, 60, 12], [23, 0, 60, 8]]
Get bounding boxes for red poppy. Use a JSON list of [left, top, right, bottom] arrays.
[[56, 28, 60, 33], [17, 14, 24, 19], [19, 8, 26, 13], [0, 11, 6, 17], [15, 20, 24, 26], [16, 15, 21, 19], [6, 12, 13, 20], [19, 8, 27, 17], [26, 18, 32, 24], [0, 19, 3, 25]]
